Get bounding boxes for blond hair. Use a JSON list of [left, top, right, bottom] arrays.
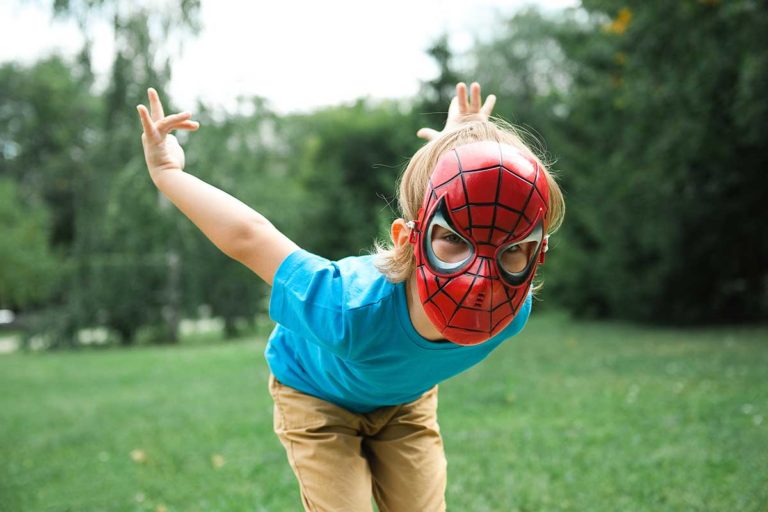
[[374, 118, 565, 283]]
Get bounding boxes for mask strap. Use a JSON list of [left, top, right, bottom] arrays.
[[406, 220, 419, 243], [538, 235, 549, 264], [406, 207, 424, 244]]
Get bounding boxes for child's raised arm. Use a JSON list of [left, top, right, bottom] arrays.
[[137, 88, 298, 285]]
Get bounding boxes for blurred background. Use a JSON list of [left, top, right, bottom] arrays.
[[1, 1, 767, 510], [0, 0, 766, 347]]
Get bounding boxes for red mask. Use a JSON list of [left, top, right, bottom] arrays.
[[409, 141, 550, 345]]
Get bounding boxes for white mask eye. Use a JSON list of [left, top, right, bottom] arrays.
[[497, 222, 544, 286], [425, 201, 475, 275]]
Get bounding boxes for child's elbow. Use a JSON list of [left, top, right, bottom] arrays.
[[223, 216, 272, 261]]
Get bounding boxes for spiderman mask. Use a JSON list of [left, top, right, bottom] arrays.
[[409, 141, 550, 345]]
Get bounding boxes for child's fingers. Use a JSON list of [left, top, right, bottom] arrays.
[[446, 95, 459, 117], [148, 88, 166, 122], [470, 82, 482, 111], [155, 112, 193, 134], [455, 82, 468, 113], [417, 127, 439, 141], [177, 120, 200, 131], [480, 94, 496, 117], [136, 104, 160, 139]]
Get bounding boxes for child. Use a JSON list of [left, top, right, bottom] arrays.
[[137, 82, 564, 511]]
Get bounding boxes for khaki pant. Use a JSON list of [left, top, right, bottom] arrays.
[[268, 375, 447, 512]]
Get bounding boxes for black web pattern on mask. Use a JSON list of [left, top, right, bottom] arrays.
[[417, 146, 546, 334]]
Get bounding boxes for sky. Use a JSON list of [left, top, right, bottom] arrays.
[[0, 0, 577, 114]]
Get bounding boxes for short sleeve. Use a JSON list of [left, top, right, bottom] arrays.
[[269, 249, 350, 354]]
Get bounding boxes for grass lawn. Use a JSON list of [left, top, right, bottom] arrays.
[[1, 312, 766, 511]]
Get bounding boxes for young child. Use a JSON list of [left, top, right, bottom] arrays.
[[137, 82, 564, 511]]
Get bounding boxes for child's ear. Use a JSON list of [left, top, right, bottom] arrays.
[[391, 218, 410, 249]]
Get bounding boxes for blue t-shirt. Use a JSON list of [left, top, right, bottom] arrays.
[[265, 249, 532, 413]]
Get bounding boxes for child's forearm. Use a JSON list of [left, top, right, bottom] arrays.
[[152, 169, 299, 284], [153, 169, 268, 258]]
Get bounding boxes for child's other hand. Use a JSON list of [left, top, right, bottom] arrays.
[[137, 88, 199, 181], [417, 82, 496, 142]]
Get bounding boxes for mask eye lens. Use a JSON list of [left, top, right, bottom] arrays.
[[498, 241, 538, 274], [431, 226, 472, 264], [424, 202, 475, 274], [497, 222, 544, 286]]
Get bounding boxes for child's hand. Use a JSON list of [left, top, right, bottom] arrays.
[[137, 88, 199, 181], [417, 82, 496, 142]]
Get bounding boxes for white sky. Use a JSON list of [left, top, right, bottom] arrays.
[[0, 0, 577, 114]]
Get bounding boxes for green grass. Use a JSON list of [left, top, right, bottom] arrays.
[[1, 313, 766, 511]]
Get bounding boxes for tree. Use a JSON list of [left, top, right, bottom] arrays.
[[45, 0, 203, 344], [471, 8, 570, 136], [469, 2, 768, 324], [280, 100, 420, 261], [415, 35, 464, 134], [0, 179, 60, 309], [0, 56, 98, 346], [551, 1, 768, 323], [0, 57, 96, 250]]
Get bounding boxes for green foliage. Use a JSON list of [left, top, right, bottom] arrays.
[[42, 0, 203, 345], [0, 179, 60, 308], [473, 2, 768, 323], [0, 56, 96, 248], [2, 314, 766, 510], [281, 99, 420, 260], [416, 34, 463, 132], [87, 158, 181, 343], [5, 0, 767, 348], [553, 1, 768, 323], [471, 8, 569, 139]]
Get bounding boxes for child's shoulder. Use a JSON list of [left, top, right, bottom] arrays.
[[335, 254, 399, 311], [272, 249, 404, 312], [276, 249, 398, 311]]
